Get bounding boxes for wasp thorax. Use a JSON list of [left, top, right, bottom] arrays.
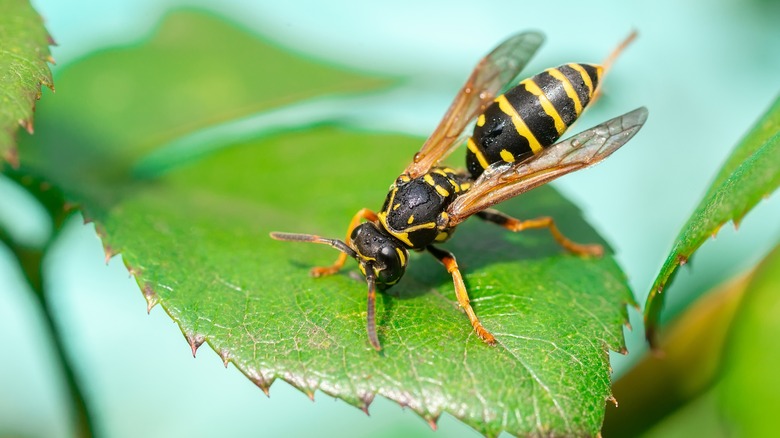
[[351, 222, 408, 288]]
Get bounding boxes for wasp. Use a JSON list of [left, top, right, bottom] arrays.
[[271, 31, 647, 350]]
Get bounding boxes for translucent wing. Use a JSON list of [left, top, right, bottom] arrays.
[[446, 107, 649, 225], [403, 31, 545, 179]]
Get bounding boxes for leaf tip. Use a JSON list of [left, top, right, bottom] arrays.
[[219, 349, 230, 368], [63, 201, 78, 214], [142, 283, 159, 314], [104, 245, 117, 264], [644, 322, 659, 350], [185, 332, 205, 358], [645, 324, 665, 356], [359, 392, 375, 416], [710, 224, 722, 239], [3, 148, 19, 169], [426, 415, 440, 431], [93, 223, 108, 238], [18, 118, 34, 135], [243, 369, 272, 397]]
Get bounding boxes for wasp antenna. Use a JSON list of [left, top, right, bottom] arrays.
[[365, 267, 382, 351], [601, 30, 638, 76], [269, 232, 358, 259]]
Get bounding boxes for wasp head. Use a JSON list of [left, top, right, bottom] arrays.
[[350, 222, 408, 288], [269, 222, 408, 351]]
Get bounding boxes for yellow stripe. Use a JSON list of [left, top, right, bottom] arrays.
[[495, 95, 543, 154], [395, 247, 407, 266], [434, 185, 450, 197], [477, 114, 486, 127], [548, 68, 582, 115], [499, 149, 515, 163], [467, 137, 490, 169], [378, 211, 435, 247], [569, 63, 594, 98], [423, 174, 436, 186], [523, 79, 566, 135], [407, 214, 414, 225]]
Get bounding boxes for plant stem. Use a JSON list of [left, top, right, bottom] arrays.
[[5, 235, 97, 438], [34, 282, 96, 438]]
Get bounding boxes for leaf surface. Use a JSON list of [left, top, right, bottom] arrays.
[[718, 243, 780, 436], [13, 10, 632, 437], [644, 95, 780, 341], [0, 0, 53, 166]]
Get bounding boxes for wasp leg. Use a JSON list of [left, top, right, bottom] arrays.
[[310, 208, 378, 277], [427, 245, 496, 345], [476, 209, 603, 257]]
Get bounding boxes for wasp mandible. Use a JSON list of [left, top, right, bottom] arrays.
[[271, 31, 647, 350]]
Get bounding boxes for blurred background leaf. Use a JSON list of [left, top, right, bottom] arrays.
[[718, 243, 780, 435], [604, 271, 750, 436], [604, 242, 780, 437], [644, 95, 780, 343], [0, 0, 53, 166]]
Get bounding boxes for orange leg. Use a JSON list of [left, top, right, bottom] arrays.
[[310, 208, 378, 277], [427, 245, 496, 345], [477, 209, 603, 257]]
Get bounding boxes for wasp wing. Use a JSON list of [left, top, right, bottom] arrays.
[[446, 107, 648, 225], [403, 31, 544, 179]]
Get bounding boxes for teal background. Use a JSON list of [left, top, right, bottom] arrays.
[[1, 0, 779, 436]]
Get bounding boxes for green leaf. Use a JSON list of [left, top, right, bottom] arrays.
[[644, 94, 780, 342], [603, 271, 752, 436], [608, 244, 780, 437], [0, 0, 53, 166], [15, 10, 632, 437], [718, 242, 780, 436]]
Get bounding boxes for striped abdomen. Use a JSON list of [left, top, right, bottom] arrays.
[[466, 63, 603, 179]]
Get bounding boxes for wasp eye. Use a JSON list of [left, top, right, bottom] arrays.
[[350, 223, 365, 241]]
